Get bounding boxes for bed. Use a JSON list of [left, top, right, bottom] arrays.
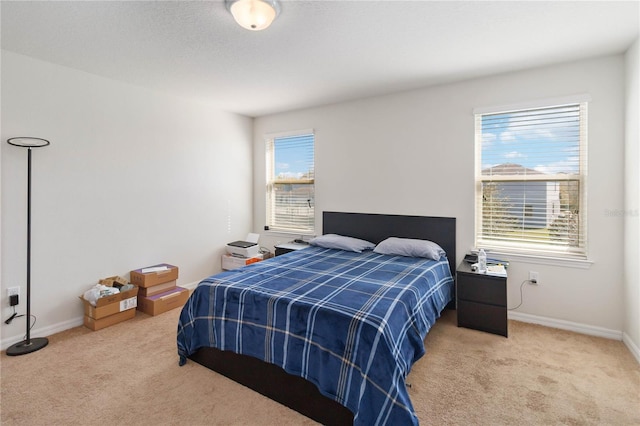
[[177, 211, 456, 425]]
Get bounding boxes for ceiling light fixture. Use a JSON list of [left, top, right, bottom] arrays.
[[225, 0, 281, 31]]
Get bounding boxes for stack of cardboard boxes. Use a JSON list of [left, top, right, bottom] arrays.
[[130, 263, 189, 316], [80, 276, 138, 331]]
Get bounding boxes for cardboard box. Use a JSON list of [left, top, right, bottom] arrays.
[[130, 264, 178, 288], [221, 254, 263, 271], [80, 286, 139, 320], [98, 275, 128, 287], [138, 280, 177, 297], [137, 287, 189, 316], [83, 309, 136, 331]]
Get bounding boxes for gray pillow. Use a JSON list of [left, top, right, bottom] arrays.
[[374, 237, 445, 260], [309, 234, 375, 253]]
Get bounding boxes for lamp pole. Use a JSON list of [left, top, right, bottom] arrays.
[[6, 137, 50, 356]]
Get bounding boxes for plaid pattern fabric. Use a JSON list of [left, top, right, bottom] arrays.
[[177, 246, 453, 425]]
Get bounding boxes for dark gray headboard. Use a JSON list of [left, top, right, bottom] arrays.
[[322, 211, 457, 277]]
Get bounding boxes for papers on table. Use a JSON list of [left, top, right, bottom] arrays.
[[486, 264, 507, 277]]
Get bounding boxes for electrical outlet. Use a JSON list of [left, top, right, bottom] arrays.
[[529, 271, 539, 284], [7, 287, 20, 298]]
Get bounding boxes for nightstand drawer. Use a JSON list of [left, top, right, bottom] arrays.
[[457, 299, 508, 337], [457, 274, 506, 306]]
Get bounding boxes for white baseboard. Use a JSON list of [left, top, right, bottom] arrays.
[[508, 312, 639, 365], [508, 311, 623, 340], [1, 317, 83, 351], [1, 280, 202, 352], [622, 332, 640, 364], [181, 280, 200, 291]]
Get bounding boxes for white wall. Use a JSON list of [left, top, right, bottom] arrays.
[[254, 54, 627, 334], [1, 51, 253, 347], [624, 38, 640, 359]]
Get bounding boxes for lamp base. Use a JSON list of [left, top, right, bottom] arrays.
[[6, 337, 48, 356]]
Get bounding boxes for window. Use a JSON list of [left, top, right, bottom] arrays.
[[475, 100, 588, 258], [265, 131, 315, 233]]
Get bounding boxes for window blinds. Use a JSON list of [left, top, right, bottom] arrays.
[[266, 133, 315, 233], [475, 103, 587, 257]]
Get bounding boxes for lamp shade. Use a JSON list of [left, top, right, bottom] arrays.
[[226, 0, 280, 31]]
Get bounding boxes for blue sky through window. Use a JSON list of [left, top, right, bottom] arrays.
[[274, 134, 314, 179], [481, 105, 581, 175]]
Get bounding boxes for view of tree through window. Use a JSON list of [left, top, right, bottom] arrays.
[[476, 102, 587, 256]]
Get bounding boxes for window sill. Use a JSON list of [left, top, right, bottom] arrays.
[[263, 229, 316, 239], [482, 249, 593, 269]]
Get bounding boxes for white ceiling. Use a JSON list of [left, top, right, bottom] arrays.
[[2, 1, 638, 117]]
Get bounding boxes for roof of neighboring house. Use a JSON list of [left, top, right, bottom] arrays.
[[482, 163, 544, 176]]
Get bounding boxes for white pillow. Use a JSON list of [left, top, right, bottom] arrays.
[[374, 237, 445, 260], [309, 234, 375, 253]]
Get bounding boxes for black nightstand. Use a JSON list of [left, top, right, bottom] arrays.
[[456, 261, 508, 337], [274, 242, 309, 256]]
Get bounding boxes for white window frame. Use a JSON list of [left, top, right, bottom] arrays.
[[265, 129, 315, 235], [474, 95, 590, 263]]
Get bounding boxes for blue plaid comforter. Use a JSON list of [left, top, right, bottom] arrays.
[[177, 246, 454, 425]]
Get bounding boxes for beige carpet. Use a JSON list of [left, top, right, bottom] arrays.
[[1, 308, 638, 425]]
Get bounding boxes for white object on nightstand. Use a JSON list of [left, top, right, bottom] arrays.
[[275, 242, 309, 256]]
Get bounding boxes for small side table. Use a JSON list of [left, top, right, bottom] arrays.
[[456, 261, 508, 337], [274, 242, 309, 256]]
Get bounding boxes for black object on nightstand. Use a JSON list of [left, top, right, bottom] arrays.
[[274, 242, 309, 256], [456, 261, 508, 337]]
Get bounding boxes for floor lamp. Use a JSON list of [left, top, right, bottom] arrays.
[[6, 137, 50, 356]]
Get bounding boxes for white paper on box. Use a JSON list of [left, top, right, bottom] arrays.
[[120, 297, 138, 311], [141, 266, 169, 273]]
